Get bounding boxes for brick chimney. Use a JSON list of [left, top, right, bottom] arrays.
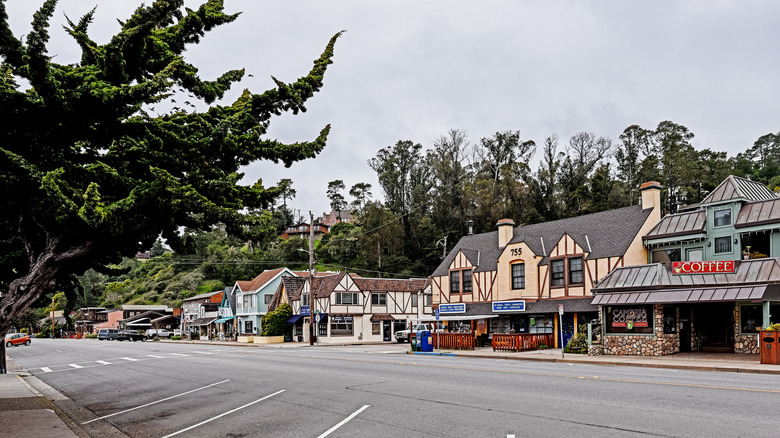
[[496, 218, 515, 248], [639, 181, 662, 224]]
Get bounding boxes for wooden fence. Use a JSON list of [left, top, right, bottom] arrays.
[[492, 333, 555, 352], [431, 333, 475, 350]]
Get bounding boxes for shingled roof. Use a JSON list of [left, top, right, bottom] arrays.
[[353, 277, 428, 292], [701, 175, 775, 205], [236, 268, 288, 292], [431, 204, 653, 277]]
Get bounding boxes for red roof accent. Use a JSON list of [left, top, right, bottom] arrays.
[[236, 268, 287, 291]]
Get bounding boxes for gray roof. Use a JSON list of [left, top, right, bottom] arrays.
[[644, 210, 706, 241], [432, 205, 653, 276], [701, 175, 775, 205], [592, 258, 780, 292], [735, 198, 780, 229]]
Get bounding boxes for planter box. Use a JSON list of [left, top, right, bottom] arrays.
[[254, 336, 284, 344]]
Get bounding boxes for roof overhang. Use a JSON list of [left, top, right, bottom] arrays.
[[592, 284, 780, 305]]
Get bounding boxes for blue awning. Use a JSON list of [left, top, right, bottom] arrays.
[[214, 316, 236, 324], [286, 314, 304, 324]]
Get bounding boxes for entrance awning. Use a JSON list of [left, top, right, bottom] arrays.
[[286, 314, 304, 324], [214, 316, 235, 324], [191, 317, 217, 326], [370, 314, 395, 322], [591, 285, 778, 305]]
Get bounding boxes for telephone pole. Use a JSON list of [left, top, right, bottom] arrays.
[[309, 211, 316, 345]]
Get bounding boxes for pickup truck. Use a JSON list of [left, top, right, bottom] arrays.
[[146, 328, 174, 339], [394, 323, 439, 343]]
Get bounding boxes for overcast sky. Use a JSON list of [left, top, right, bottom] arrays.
[[6, 1, 780, 218]]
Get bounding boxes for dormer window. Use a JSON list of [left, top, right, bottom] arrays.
[[714, 209, 731, 227]]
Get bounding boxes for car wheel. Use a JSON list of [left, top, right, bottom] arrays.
[[24, 340, 30, 346], [141, 337, 146, 342], [5, 341, 11, 348]]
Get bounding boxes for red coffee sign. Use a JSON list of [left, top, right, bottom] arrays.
[[672, 260, 734, 274]]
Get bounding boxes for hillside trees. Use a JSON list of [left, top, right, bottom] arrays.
[[0, 0, 342, 368]]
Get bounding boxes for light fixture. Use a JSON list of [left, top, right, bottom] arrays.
[[707, 242, 711, 247], [733, 238, 738, 244]]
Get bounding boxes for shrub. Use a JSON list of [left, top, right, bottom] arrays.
[[261, 303, 293, 336], [537, 344, 549, 350], [20, 328, 28, 334], [170, 336, 181, 340], [85, 334, 98, 339], [563, 324, 589, 354], [764, 323, 780, 331]]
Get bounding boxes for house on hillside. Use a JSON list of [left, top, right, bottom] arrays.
[[322, 209, 354, 230], [271, 272, 431, 344], [75, 307, 106, 335], [429, 181, 663, 348], [282, 222, 328, 240], [590, 175, 780, 356]]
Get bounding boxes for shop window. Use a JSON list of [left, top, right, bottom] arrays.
[[686, 248, 703, 262], [714, 209, 731, 227], [393, 320, 407, 333], [528, 316, 554, 334], [462, 270, 473, 293], [372, 321, 380, 335], [371, 293, 387, 306], [335, 292, 358, 305], [511, 263, 525, 289], [714, 236, 732, 254], [244, 320, 253, 333], [318, 321, 327, 336], [652, 248, 681, 263], [663, 305, 677, 334], [550, 259, 565, 287], [331, 316, 354, 336], [606, 305, 653, 334], [450, 271, 460, 294], [568, 257, 584, 284], [740, 305, 763, 334]]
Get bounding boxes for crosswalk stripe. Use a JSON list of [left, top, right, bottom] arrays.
[[69, 364, 83, 369], [96, 360, 111, 365], [41, 367, 52, 373]]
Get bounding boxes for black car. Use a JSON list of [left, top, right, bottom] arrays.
[[117, 330, 146, 342]]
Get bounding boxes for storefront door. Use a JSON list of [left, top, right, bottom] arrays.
[[562, 315, 575, 347], [383, 321, 392, 341], [694, 303, 734, 352]]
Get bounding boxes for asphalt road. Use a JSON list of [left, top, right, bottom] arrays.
[[7, 339, 780, 438]]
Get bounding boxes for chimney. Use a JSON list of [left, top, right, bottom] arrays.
[[496, 218, 515, 248], [639, 181, 662, 223], [467, 220, 474, 235]]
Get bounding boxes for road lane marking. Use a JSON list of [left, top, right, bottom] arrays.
[[40, 367, 52, 373], [317, 405, 370, 438], [121, 357, 139, 362], [96, 360, 111, 365], [82, 379, 231, 425], [161, 389, 285, 438], [147, 355, 164, 358], [68, 364, 83, 369], [170, 353, 190, 357]]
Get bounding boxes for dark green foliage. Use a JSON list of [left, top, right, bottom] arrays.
[[261, 303, 292, 336], [0, 1, 341, 334]]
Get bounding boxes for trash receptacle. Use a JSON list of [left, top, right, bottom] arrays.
[[760, 331, 779, 365], [410, 332, 418, 351], [419, 330, 433, 352]]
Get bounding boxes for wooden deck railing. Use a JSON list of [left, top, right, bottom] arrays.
[[492, 334, 555, 352], [431, 333, 475, 350]]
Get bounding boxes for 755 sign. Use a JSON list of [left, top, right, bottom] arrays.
[[510, 247, 522, 257]]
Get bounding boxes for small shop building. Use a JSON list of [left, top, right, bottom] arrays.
[[589, 175, 780, 355]]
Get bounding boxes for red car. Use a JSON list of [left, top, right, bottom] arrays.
[[5, 333, 31, 347]]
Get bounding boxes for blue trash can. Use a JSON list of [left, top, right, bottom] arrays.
[[419, 330, 433, 352]]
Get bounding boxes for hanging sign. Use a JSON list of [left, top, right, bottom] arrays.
[[672, 260, 734, 274]]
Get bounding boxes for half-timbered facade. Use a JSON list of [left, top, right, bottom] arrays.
[[430, 182, 663, 347], [271, 272, 430, 344]]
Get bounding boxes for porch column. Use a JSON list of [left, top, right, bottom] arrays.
[[764, 301, 771, 328]]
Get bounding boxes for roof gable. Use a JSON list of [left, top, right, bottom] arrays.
[[644, 210, 706, 240], [235, 268, 294, 293], [701, 175, 775, 205], [735, 198, 780, 228]]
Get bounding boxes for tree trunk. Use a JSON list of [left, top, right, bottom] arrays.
[[0, 339, 6, 374]]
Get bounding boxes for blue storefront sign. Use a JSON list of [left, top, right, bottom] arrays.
[[492, 300, 526, 312], [439, 303, 466, 314], [301, 305, 310, 315]]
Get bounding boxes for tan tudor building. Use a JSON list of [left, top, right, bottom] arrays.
[[429, 182, 663, 347]]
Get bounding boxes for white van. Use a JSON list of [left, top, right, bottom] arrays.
[[97, 328, 119, 340]]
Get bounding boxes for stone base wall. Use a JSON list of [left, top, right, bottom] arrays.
[[591, 304, 679, 356]]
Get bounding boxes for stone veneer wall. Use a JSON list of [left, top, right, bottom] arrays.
[[590, 304, 679, 356], [734, 305, 759, 354]]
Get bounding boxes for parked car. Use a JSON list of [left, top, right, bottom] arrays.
[[394, 323, 442, 343], [146, 328, 174, 339], [117, 330, 146, 342], [97, 328, 120, 341], [5, 333, 31, 347]]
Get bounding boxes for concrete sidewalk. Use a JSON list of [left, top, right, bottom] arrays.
[[0, 357, 84, 438]]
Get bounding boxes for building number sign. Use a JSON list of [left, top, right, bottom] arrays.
[[510, 248, 522, 257]]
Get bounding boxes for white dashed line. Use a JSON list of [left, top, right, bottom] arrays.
[[170, 353, 190, 357], [40, 367, 52, 373], [147, 355, 164, 359], [96, 360, 111, 365], [68, 364, 83, 369], [317, 405, 370, 438], [121, 357, 139, 362]]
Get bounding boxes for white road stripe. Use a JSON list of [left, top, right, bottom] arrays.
[[69, 364, 83, 369], [146, 355, 164, 359], [317, 405, 370, 438], [170, 353, 190, 357], [82, 379, 231, 425], [161, 390, 285, 438], [121, 357, 139, 362], [96, 360, 111, 365], [40, 367, 52, 373]]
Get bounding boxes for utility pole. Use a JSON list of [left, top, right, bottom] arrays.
[[309, 211, 316, 346]]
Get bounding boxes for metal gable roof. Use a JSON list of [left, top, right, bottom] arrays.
[[701, 175, 775, 205], [735, 198, 780, 229]]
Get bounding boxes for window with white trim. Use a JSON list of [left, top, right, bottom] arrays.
[[336, 292, 358, 305], [371, 293, 387, 306], [511, 263, 525, 289], [714, 236, 732, 254]]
